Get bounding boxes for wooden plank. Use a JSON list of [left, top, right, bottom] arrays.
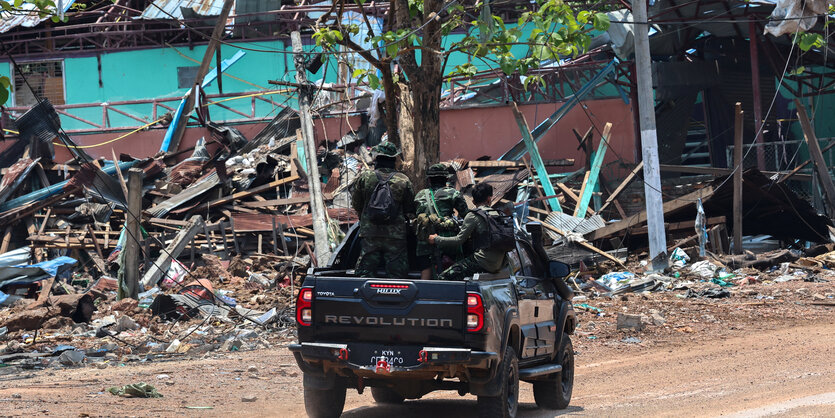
[[467, 159, 575, 168], [36, 277, 55, 304], [597, 161, 643, 215], [575, 123, 612, 217], [573, 171, 591, 217], [510, 101, 562, 212], [111, 149, 129, 200], [587, 185, 715, 241], [532, 216, 626, 268], [240, 196, 318, 208], [86, 224, 105, 261], [733, 102, 744, 254], [140, 214, 205, 289], [555, 183, 595, 217], [0, 225, 12, 254], [206, 174, 299, 209], [795, 99, 835, 217]]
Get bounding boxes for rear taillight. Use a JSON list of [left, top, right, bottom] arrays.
[[466, 292, 484, 332], [296, 287, 313, 326]]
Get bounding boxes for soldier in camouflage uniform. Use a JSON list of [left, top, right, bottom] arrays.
[[351, 142, 416, 279], [414, 163, 469, 279], [429, 182, 507, 281]]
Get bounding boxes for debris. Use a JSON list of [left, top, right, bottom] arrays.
[[616, 313, 644, 331], [58, 350, 86, 366], [242, 395, 258, 402], [108, 383, 163, 398]]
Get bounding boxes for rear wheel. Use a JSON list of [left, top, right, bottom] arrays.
[[371, 387, 405, 404], [303, 376, 346, 418], [533, 333, 574, 410], [477, 345, 519, 418]]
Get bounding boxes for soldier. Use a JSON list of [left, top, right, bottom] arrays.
[[428, 182, 507, 281], [414, 163, 469, 280], [351, 142, 416, 279]]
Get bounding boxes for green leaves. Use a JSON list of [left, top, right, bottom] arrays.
[[795, 32, 825, 52], [0, 76, 11, 106], [311, 28, 343, 47], [592, 13, 610, 31]]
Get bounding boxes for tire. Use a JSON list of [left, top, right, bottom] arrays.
[[477, 345, 519, 418], [303, 378, 346, 418], [533, 333, 574, 410], [371, 387, 405, 404]]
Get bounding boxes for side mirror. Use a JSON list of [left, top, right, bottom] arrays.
[[548, 260, 570, 278]]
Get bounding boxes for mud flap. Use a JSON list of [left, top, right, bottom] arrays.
[[303, 370, 338, 390]]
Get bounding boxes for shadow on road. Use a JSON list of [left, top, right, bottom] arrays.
[[343, 400, 585, 417]]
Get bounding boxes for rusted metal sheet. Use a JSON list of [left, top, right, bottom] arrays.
[[232, 208, 358, 232], [0, 158, 38, 205], [477, 169, 529, 206]]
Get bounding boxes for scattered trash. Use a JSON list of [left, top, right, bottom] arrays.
[[689, 261, 719, 279], [670, 247, 690, 268], [58, 350, 86, 366], [621, 336, 642, 344], [242, 395, 258, 402]]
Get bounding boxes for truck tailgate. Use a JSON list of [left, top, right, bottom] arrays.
[[311, 277, 469, 346]]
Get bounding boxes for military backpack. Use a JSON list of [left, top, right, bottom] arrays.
[[364, 171, 399, 223]]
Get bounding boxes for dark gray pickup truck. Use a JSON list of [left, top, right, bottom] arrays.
[[290, 222, 576, 418]]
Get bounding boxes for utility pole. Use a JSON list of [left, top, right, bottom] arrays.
[[291, 31, 332, 265], [633, 0, 668, 269], [122, 168, 144, 299], [733, 103, 744, 254], [167, 0, 234, 153]]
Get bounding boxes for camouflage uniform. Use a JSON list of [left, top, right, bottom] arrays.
[[351, 143, 416, 279], [414, 164, 469, 272], [435, 206, 508, 281]]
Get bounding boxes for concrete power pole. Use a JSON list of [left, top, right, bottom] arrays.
[[291, 31, 332, 265], [633, 0, 668, 269]]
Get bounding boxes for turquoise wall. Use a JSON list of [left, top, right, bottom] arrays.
[[0, 27, 618, 131]]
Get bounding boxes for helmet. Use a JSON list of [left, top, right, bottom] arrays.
[[371, 142, 400, 158], [427, 163, 450, 178]]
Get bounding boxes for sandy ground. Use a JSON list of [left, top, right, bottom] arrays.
[[2, 311, 835, 417]]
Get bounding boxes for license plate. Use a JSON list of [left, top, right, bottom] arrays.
[[349, 344, 420, 368]]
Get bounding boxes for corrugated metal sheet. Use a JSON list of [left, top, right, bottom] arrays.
[[137, 0, 226, 20], [0, 1, 76, 34]]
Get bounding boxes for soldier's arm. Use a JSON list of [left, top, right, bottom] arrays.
[[414, 190, 428, 215], [453, 191, 469, 218], [403, 179, 417, 220], [351, 172, 366, 216], [434, 212, 476, 250]]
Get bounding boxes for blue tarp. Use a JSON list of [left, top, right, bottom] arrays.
[[0, 256, 76, 288]]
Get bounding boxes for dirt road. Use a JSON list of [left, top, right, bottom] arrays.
[[3, 319, 834, 417]]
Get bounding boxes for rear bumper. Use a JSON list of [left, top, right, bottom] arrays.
[[289, 342, 497, 376]]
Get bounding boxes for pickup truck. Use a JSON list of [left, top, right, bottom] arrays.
[[289, 222, 576, 418]]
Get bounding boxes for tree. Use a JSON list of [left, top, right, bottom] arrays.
[[312, 0, 610, 183]]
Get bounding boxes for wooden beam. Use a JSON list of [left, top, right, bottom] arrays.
[[467, 159, 575, 168], [575, 123, 612, 217], [554, 183, 594, 217], [510, 101, 562, 212], [795, 99, 835, 217], [206, 174, 299, 209], [140, 214, 205, 289], [659, 164, 811, 181], [573, 171, 591, 217], [0, 225, 12, 254], [733, 102, 744, 254], [586, 185, 715, 241], [597, 161, 643, 215], [532, 216, 626, 268], [111, 149, 129, 201]]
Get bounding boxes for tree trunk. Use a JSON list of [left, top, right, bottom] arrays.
[[380, 65, 400, 145]]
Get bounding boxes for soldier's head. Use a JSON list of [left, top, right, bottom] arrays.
[[472, 182, 493, 206], [371, 142, 399, 169], [427, 163, 449, 187]]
